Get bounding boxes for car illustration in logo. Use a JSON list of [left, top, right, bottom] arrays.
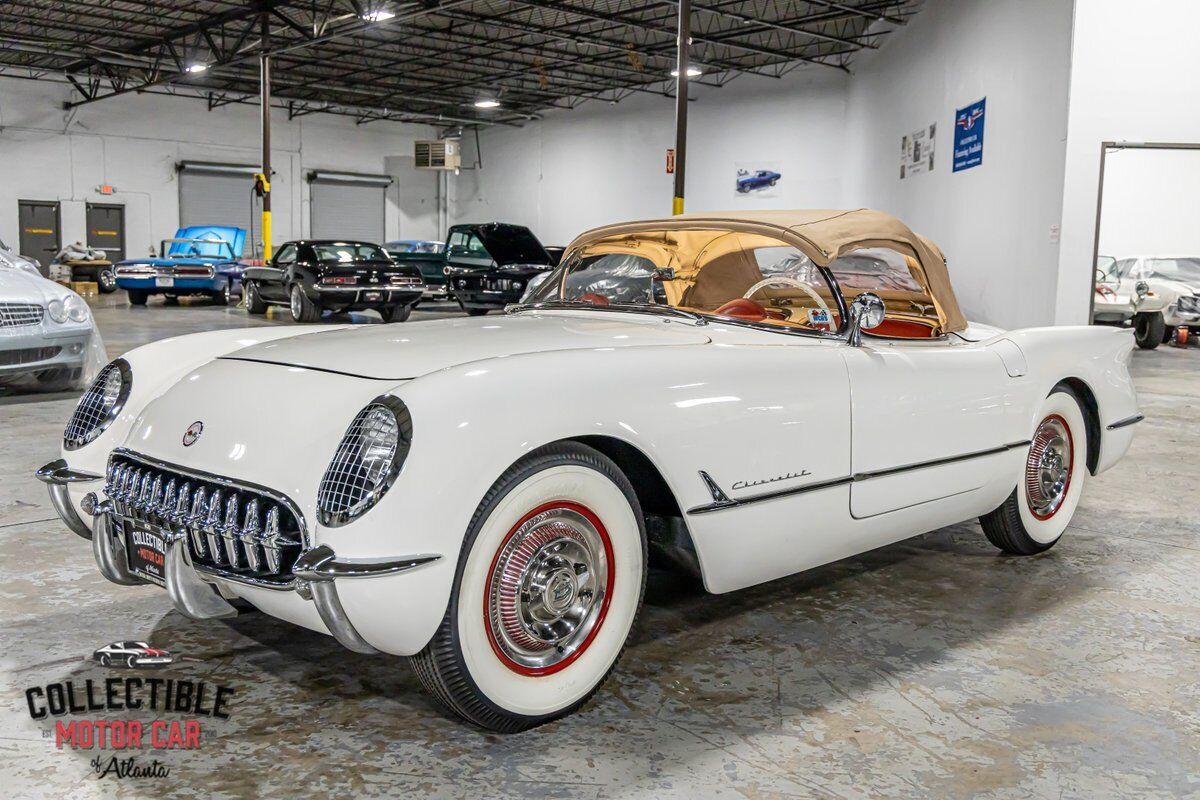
[[182, 421, 203, 446], [93, 641, 174, 669]]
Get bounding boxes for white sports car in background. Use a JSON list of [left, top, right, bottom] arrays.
[[38, 209, 1141, 732], [1, 257, 106, 393], [1094, 255, 1200, 348]]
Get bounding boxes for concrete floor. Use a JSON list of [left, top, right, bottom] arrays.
[[1, 294, 1198, 798]]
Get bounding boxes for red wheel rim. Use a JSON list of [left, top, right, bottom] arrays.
[[1025, 414, 1074, 520], [484, 501, 615, 677]]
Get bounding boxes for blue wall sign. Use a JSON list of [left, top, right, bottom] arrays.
[[953, 98, 986, 173]]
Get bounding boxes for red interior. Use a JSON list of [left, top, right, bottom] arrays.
[[715, 297, 769, 321], [578, 293, 610, 306]]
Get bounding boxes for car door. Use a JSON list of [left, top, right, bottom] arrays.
[[256, 243, 296, 302]]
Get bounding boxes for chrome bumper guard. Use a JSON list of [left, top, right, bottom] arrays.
[[39, 458, 440, 656]]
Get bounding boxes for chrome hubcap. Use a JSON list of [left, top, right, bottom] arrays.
[[1025, 415, 1073, 519], [290, 289, 300, 317], [487, 506, 609, 672]]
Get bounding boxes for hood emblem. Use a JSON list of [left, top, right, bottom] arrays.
[[182, 421, 204, 447]]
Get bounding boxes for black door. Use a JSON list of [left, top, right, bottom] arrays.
[[18, 200, 60, 275], [86, 203, 126, 262]]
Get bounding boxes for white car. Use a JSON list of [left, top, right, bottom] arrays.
[[1, 258, 106, 393], [0, 237, 43, 276], [1094, 255, 1200, 348], [38, 210, 1141, 732]]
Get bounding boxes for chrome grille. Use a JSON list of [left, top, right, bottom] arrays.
[[105, 452, 305, 584], [0, 302, 44, 327], [63, 361, 124, 449]]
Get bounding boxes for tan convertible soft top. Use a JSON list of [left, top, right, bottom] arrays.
[[565, 209, 966, 334]]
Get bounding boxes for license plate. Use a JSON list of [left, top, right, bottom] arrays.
[[155, 277, 174, 288], [363, 291, 382, 301], [126, 522, 167, 586]]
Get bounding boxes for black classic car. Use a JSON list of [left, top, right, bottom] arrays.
[[443, 223, 556, 315], [242, 240, 425, 323], [383, 240, 448, 299]]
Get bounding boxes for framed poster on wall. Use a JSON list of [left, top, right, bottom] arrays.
[[953, 98, 986, 172], [900, 123, 936, 179]]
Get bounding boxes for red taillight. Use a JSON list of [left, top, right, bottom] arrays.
[[322, 276, 356, 285], [175, 267, 212, 276], [390, 275, 422, 285]]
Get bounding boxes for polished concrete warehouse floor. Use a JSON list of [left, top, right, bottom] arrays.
[[1, 294, 1198, 798]]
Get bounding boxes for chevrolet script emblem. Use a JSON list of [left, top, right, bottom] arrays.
[[182, 421, 204, 447]]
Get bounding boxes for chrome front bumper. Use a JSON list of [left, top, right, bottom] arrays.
[[38, 458, 441, 655]]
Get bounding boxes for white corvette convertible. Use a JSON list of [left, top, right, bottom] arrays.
[[39, 210, 1141, 731]]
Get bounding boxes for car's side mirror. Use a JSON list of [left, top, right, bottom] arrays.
[[847, 292, 886, 347]]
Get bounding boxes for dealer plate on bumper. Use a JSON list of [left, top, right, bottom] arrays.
[[125, 522, 167, 586], [155, 277, 174, 288], [362, 291, 382, 301]]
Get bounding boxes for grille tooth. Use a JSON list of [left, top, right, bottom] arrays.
[[159, 477, 175, 521], [188, 487, 209, 558], [223, 494, 243, 569], [263, 507, 282, 572], [242, 499, 262, 571], [133, 469, 151, 518], [146, 473, 163, 520], [205, 489, 225, 565], [107, 464, 127, 513], [172, 482, 192, 526]]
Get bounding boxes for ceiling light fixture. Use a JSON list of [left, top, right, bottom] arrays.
[[474, 98, 501, 109], [362, 9, 396, 22], [670, 65, 703, 78], [185, 63, 209, 74]]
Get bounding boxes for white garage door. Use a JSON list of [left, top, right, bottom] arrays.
[[309, 172, 391, 243], [178, 163, 258, 254]]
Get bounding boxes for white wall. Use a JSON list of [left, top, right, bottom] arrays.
[[448, 70, 850, 246], [1055, 0, 1200, 323], [0, 77, 440, 258], [841, 0, 1074, 329], [1097, 148, 1200, 258]]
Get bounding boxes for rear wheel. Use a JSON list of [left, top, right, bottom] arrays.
[[99, 654, 111, 667], [411, 442, 646, 732], [1133, 311, 1164, 350], [379, 303, 412, 323], [980, 386, 1089, 555], [127, 288, 148, 306], [210, 283, 232, 306], [244, 281, 267, 314], [289, 284, 321, 322]]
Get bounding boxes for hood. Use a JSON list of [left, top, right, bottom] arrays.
[[220, 312, 711, 379], [0, 264, 73, 304], [459, 223, 553, 267]]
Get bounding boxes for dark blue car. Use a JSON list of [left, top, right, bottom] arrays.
[[736, 169, 782, 193], [115, 225, 246, 306]]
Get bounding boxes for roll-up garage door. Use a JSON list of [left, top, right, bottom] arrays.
[[308, 171, 392, 244], [177, 162, 258, 254]]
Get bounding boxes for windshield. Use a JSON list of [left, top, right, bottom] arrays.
[[165, 238, 234, 260], [527, 229, 943, 339], [313, 243, 390, 263], [1144, 258, 1200, 285], [386, 241, 444, 254]]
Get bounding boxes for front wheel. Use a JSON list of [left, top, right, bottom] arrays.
[[980, 386, 1089, 555], [289, 284, 321, 322], [411, 442, 647, 733], [1133, 311, 1164, 350], [244, 281, 267, 314]]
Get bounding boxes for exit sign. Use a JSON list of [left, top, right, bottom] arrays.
[[98, 184, 115, 195]]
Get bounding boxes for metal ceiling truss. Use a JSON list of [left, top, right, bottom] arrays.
[[0, 0, 921, 128]]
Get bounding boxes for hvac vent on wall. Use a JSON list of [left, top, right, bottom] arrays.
[[414, 140, 461, 170]]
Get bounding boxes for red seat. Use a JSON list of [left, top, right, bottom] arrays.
[[578, 293, 610, 306], [715, 298, 768, 322]]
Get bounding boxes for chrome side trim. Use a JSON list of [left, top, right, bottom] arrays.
[[688, 440, 1031, 515], [292, 544, 441, 580], [1106, 413, 1144, 431]]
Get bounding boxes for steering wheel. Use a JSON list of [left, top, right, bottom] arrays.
[[742, 277, 833, 328]]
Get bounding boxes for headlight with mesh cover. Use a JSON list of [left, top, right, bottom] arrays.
[[317, 396, 413, 527], [63, 359, 132, 451]]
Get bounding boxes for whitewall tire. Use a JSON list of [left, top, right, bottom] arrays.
[[412, 442, 646, 732], [980, 386, 1089, 554]]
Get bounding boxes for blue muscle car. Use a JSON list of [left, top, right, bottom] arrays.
[[115, 225, 246, 306], [736, 169, 782, 193]]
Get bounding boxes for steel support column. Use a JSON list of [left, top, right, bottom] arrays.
[[259, 13, 272, 261], [672, 0, 690, 215]]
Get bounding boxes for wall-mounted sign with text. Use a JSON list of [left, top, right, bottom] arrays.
[[900, 123, 936, 179], [953, 98, 986, 172]]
